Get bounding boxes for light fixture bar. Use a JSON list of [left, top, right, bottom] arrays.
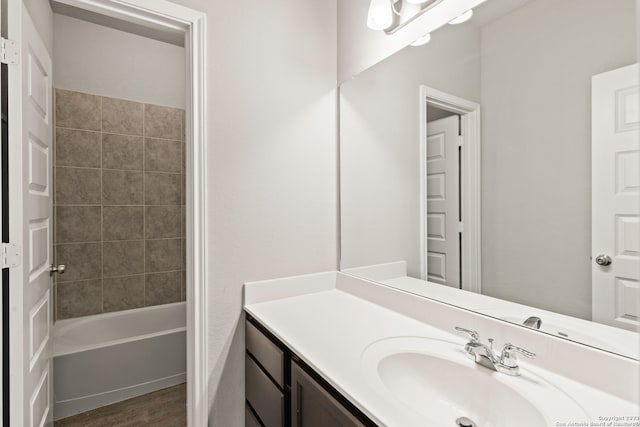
[[409, 32, 432, 46], [448, 9, 474, 25], [384, 0, 444, 34]]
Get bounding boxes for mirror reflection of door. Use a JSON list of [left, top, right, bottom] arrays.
[[426, 110, 460, 288], [592, 63, 640, 332]]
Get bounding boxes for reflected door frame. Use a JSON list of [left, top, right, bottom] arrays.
[[419, 86, 481, 293]]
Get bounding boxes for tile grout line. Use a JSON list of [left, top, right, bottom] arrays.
[[56, 88, 184, 110], [56, 165, 182, 175], [143, 103, 146, 307], [55, 237, 182, 245], [100, 95, 104, 315], [58, 269, 184, 284], [53, 89, 58, 321], [56, 125, 183, 143], [57, 203, 184, 207], [180, 112, 183, 301]]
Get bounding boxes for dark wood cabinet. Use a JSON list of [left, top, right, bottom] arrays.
[[246, 404, 262, 427], [245, 354, 285, 427], [245, 315, 376, 427], [291, 361, 365, 427]]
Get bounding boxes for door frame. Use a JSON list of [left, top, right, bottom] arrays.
[[419, 85, 481, 293], [7, 1, 208, 425]]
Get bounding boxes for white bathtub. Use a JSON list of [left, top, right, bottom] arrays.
[[53, 302, 186, 420]]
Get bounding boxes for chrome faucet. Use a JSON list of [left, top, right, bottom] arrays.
[[455, 327, 536, 376], [523, 316, 542, 329]]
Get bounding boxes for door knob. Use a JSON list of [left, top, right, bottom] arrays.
[[50, 264, 66, 276], [594, 254, 612, 266]]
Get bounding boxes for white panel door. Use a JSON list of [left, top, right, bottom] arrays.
[[592, 63, 640, 331], [9, 5, 54, 426], [426, 115, 460, 288]]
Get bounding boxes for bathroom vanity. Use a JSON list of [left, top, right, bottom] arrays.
[[245, 316, 376, 427], [244, 272, 639, 427]]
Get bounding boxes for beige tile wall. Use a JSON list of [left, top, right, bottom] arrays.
[[54, 89, 186, 320]]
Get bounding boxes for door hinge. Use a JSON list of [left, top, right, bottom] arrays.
[[458, 221, 464, 233], [2, 243, 21, 269], [1, 38, 19, 65]]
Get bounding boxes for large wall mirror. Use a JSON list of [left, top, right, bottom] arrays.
[[340, 0, 639, 359]]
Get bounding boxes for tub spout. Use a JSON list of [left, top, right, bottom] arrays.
[[523, 316, 542, 329]]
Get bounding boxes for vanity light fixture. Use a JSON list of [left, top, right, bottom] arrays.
[[367, 0, 399, 31], [410, 32, 431, 46], [367, 0, 443, 34], [448, 9, 473, 25]]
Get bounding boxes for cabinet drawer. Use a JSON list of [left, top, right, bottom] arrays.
[[246, 320, 285, 388], [246, 354, 284, 427]]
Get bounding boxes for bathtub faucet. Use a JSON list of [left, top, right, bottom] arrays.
[[523, 316, 542, 329]]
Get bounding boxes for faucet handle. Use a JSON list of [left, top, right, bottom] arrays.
[[455, 326, 479, 342], [500, 343, 536, 367]]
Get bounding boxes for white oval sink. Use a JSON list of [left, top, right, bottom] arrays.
[[361, 337, 588, 426]]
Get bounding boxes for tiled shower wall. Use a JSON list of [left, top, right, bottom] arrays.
[[54, 89, 186, 320]]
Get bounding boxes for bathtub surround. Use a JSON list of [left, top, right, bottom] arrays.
[[53, 302, 186, 419], [54, 88, 186, 320]]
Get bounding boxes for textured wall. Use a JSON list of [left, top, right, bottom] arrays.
[[54, 89, 186, 320]]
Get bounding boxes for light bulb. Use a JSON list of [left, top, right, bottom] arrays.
[[410, 33, 431, 47], [448, 9, 473, 25], [367, 0, 394, 31]]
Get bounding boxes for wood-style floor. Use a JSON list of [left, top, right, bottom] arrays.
[[54, 384, 186, 427]]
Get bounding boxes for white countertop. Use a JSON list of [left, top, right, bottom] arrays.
[[244, 271, 640, 427]]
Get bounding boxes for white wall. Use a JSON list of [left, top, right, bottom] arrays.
[[340, 23, 481, 277], [166, 1, 338, 425], [53, 14, 186, 108], [337, 0, 488, 83], [480, 0, 636, 319]]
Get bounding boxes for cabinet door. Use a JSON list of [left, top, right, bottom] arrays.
[[291, 362, 365, 427], [246, 404, 262, 427]]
